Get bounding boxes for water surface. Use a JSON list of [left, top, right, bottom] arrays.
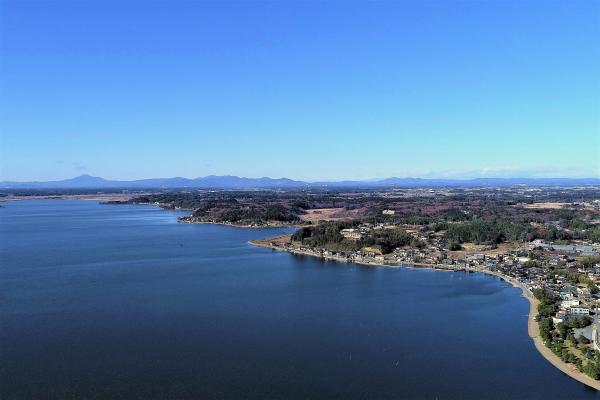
[[1, 200, 597, 399]]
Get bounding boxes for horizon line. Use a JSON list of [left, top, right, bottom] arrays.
[[2, 173, 600, 184]]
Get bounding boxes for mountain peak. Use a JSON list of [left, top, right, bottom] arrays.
[[0, 175, 598, 189]]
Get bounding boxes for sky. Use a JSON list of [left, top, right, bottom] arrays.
[[0, 0, 599, 182]]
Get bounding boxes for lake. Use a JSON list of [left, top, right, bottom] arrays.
[[0, 200, 597, 399]]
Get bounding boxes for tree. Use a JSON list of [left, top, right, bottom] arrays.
[[587, 226, 600, 244], [568, 316, 592, 329], [537, 303, 556, 319], [539, 317, 553, 342], [580, 256, 600, 268], [557, 322, 567, 340], [578, 335, 590, 346], [584, 362, 600, 380]]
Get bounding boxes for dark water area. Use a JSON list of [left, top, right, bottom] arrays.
[[0, 200, 597, 399]]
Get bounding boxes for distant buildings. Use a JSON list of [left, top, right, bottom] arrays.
[[530, 239, 599, 256], [570, 307, 591, 316], [340, 228, 362, 240], [561, 299, 580, 309]]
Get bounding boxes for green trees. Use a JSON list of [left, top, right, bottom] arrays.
[[128, 192, 305, 225], [533, 288, 545, 301], [580, 256, 600, 268], [567, 316, 592, 329], [360, 228, 415, 254], [584, 362, 600, 379], [557, 322, 568, 340], [587, 226, 600, 243], [291, 223, 423, 254], [445, 220, 502, 244], [263, 204, 299, 222], [563, 270, 599, 293], [536, 289, 561, 344], [444, 220, 539, 244], [291, 227, 312, 242], [291, 221, 351, 248], [539, 317, 553, 342], [578, 336, 591, 346], [537, 302, 556, 319], [534, 288, 559, 320], [442, 217, 587, 245]]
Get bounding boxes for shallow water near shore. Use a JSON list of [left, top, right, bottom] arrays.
[[1, 200, 598, 399]]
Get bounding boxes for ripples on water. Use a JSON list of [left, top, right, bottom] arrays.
[[0, 200, 598, 399]]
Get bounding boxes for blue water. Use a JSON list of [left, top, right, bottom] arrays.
[[0, 200, 597, 399]]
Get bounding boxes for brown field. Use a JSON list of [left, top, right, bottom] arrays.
[[299, 208, 348, 222], [250, 234, 292, 247], [448, 242, 513, 259], [523, 202, 568, 209]]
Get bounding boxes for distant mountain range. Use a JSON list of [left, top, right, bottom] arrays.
[[1, 174, 599, 189]]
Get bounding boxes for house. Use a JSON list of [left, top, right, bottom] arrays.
[[560, 299, 580, 309], [382, 209, 395, 215], [340, 228, 362, 241], [577, 287, 592, 297], [560, 292, 575, 300], [549, 256, 563, 266], [570, 307, 590, 316]]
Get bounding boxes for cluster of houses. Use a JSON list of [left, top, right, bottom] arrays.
[[339, 221, 409, 241], [552, 293, 592, 325], [530, 239, 599, 257], [277, 222, 600, 306], [294, 225, 600, 277]]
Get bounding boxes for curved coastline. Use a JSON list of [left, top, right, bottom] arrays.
[[480, 270, 600, 390], [250, 239, 600, 391]]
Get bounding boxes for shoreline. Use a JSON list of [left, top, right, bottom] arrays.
[[250, 239, 600, 391], [179, 219, 306, 229]]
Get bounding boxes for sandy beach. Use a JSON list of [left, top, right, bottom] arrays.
[[525, 293, 600, 390], [480, 270, 600, 390]]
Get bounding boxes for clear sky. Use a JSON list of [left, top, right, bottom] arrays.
[[1, 0, 599, 181]]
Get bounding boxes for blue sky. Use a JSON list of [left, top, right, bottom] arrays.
[[1, 0, 598, 181]]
